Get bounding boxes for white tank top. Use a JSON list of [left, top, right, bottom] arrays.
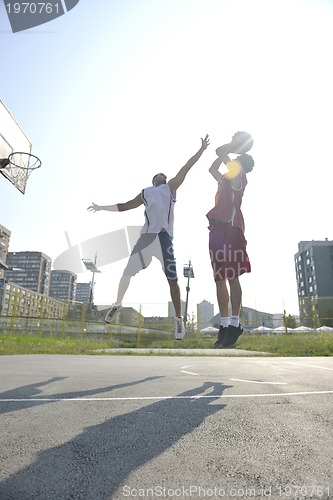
[[141, 183, 176, 236]]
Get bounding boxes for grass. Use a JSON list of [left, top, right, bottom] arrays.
[[0, 331, 333, 356], [237, 332, 333, 356], [0, 334, 118, 355]]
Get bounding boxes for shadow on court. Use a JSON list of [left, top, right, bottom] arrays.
[[0, 381, 231, 499], [0, 376, 163, 415]]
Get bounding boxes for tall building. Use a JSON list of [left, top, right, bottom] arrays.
[[0, 224, 11, 279], [197, 300, 214, 330], [5, 251, 51, 295], [295, 240, 333, 326], [49, 270, 77, 301], [75, 282, 92, 303]]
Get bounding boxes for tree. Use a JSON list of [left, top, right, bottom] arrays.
[[186, 312, 197, 335], [285, 314, 297, 329]]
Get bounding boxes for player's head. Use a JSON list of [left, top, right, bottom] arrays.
[[231, 131, 253, 154], [237, 153, 254, 173], [152, 173, 167, 186]]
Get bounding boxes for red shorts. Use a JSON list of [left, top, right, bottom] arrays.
[[208, 221, 251, 281]]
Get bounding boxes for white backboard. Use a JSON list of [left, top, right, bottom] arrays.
[[0, 100, 32, 194]]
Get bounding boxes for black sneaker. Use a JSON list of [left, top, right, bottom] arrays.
[[222, 324, 243, 348], [213, 326, 229, 348]]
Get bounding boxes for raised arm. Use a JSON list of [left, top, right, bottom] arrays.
[[87, 193, 143, 213], [168, 134, 210, 196], [211, 132, 252, 183], [209, 143, 233, 182], [209, 156, 226, 182]]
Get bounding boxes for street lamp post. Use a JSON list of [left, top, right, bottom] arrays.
[[82, 253, 101, 315], [183, 259, 194, 329]]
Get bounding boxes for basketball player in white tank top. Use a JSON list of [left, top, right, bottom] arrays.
[[88, 135, 209, 339]]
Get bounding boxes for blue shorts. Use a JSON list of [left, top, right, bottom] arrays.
[[123, 231, 178, 281]]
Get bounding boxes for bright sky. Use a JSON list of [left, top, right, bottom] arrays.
[[1, 0, 333, 319]]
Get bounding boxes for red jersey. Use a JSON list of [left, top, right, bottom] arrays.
[[206, 167, 247, 233]]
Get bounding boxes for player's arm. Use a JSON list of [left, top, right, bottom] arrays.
[[209, 143, 232, 182], [216, 134, 251, 156], [87, 193, 143, 213], [209, 156, 228, 182], [168, 135, 210, 196]]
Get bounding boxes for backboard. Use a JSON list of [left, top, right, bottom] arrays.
[[0, 100, 32, 194]]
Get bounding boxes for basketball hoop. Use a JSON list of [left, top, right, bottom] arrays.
[[6, 152, 42, 171], [0, 152, 42, 194]]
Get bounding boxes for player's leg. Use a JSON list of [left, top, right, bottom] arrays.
[[221, 226, 249, 347], [105, 234, 155, 323], [208, 224, 230, 347], [168, 279, 181, 317], [158, 232, 185, 340], [222, 276, 243, 347], [115, 274, 131, 305], [104, 274, 129, 324], [229, 277, 242, 320], [213, 280, 230, 347], [168, 279, 185, 340]]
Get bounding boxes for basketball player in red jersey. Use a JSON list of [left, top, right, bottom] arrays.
[[207, 132, 254, 348]]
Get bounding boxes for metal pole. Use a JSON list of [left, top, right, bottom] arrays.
[[184, 259, 192, 329], [89, 252, 97, 315]]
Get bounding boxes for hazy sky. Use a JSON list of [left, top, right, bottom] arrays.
[[1, 0, 333, 319]]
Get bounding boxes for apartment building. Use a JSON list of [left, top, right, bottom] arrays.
[[0, 224, 11, 279], [1, 281, 67, 318], [49, 270, 77, 301], [75, 282, 92, 303], [5, 251, 51, 295], [295, 239, 333, 326], [197, 300, 214, 330]]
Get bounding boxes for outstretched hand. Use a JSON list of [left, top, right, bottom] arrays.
[[87, 202, 100, 212], [201, 134, 210, 150]]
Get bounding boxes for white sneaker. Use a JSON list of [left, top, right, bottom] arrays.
[[175, 317, 186, 340], [105, 304, 122, 323]]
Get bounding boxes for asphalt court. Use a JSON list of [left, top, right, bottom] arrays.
[[1, 354, 333, 400], [1, 355, 333, 499]]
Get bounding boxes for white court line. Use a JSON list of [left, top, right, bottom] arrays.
[[181, 365, 199, 376], [1, 390, 333, 402], [231, 378, 287, 385], [285, 362, 333, 371]]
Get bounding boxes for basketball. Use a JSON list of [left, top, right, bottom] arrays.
[[216, 131, 253, 156]]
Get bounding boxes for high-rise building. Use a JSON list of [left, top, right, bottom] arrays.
[[5, 251, 51, 295], [49, 270, 77, 301], [75, 282, 92, 303], [0, 224, 11, 279], [295, 240, 333, 326], [197, 300, 214, 330]]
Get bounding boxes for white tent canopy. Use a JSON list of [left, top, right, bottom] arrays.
[[273, 326, 295, 333], [200, 326, 219, 333], [251, 326, 273, 333], [316, 325, 333, 332]]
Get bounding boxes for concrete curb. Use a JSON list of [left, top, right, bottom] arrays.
[[94, 348, 271, 356]]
